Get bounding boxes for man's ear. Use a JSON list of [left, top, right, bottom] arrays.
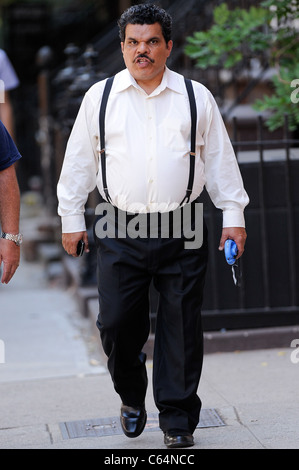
[[121, 42, 124, 54], [166, 40, 173, 57]]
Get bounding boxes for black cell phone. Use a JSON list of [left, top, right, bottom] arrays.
[[76, 240, 85, 256]]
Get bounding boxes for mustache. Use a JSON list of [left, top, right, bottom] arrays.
[[134, 54, 155, 63]]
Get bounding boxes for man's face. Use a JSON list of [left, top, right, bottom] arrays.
[[121, 22, 173, 92]]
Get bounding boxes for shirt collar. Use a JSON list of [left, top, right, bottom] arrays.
[[113, 67, 185, 96]]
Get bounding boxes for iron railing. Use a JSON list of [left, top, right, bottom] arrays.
[[199, 115, 299, 331]]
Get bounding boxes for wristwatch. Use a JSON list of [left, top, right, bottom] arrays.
[[1, 232, 23, 246]]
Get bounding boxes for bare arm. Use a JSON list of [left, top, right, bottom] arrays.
[[0, 164, 20, 283]]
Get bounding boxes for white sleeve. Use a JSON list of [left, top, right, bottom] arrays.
[[202, 91, 249, 227], [0, 50, 20, 90]]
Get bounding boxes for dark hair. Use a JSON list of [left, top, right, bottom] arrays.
[[118, 3, 172, 44]]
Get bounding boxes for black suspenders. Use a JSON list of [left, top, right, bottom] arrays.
[[99, 76, 197, 206], [99, 75, 115, 204], [180, 78, 197, 206]]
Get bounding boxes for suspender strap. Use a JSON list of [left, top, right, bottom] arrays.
[[99, 76, 115, 203], [99, 76, 196, 207], [180, 78, 197, 206]]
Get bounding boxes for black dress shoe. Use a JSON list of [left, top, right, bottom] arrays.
[[164, 430, 194, 448], [120, 404, 147, 438]]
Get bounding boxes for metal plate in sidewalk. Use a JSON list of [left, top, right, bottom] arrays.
[[59, 408, 225, 440]]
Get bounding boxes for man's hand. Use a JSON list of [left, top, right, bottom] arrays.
[[62, 231, 89, 257], [0, 239, 20, 284], [218, 227, 247, 259]]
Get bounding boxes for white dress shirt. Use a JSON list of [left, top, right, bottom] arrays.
[[57, 67, 249, 233]]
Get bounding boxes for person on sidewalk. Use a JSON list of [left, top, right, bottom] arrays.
[[0, 120, 22, 284], [57, 3, 249, 448]]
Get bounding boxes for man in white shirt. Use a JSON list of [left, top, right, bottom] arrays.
[[57, 4, 249, 448]]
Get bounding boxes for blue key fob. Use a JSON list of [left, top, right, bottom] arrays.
[[224, 239, 238, 265]]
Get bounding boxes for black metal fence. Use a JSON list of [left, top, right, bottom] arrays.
[[199, 115, 299, 331]]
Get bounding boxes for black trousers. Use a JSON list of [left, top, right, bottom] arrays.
[[94, 202, 208, 433]]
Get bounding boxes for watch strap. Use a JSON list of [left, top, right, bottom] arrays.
[[1, 232, 22, 246]]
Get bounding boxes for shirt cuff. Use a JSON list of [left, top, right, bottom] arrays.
[[61, 215, 86, 233], [222, 209, 246, 228]]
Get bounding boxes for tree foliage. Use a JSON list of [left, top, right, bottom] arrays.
[[185, 0, 299, 131]]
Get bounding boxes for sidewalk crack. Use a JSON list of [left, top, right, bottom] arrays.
[[233, 406, 267, 449], [45, 424, 54, 444]]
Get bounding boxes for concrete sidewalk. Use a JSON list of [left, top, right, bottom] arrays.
[[1, 255, 299, 450]]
